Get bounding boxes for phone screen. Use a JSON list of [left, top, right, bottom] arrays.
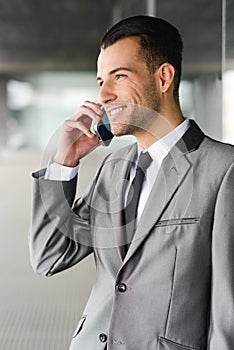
[[93, 110, 114, 146]]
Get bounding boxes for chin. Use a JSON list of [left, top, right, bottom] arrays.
[[111, 124, 137, 137], [111, 126, 127, 137]]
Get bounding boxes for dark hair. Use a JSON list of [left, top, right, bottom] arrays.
[[100, 15, 183, 103]]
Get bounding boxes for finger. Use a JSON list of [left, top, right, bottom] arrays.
[[82, 101, 104, 116], [64, 119, 95, 138], [72, 105, 102, 123]]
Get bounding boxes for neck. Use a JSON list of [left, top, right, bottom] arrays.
[[136, 104, 185, 149]]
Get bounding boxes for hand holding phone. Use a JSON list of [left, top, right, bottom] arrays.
[[54, 102, 103, 167]]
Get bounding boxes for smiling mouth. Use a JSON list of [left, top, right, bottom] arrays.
[[107, 105, 127, 117]]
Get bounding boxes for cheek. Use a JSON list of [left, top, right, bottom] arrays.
[[119, 83, 144, 104]]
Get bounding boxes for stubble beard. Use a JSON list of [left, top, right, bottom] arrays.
[[111, 81, 161, 138]]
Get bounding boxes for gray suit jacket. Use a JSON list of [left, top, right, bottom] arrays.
[[29, 120, 234, 350]]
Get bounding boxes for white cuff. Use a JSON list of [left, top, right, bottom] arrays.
[[44, 158, 79, 181]]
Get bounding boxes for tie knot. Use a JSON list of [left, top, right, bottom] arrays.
[[137, 151, 152, 172]]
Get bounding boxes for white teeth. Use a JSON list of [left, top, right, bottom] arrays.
[[109, 107, 125, 116]]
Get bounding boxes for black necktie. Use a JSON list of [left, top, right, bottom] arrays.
[[121, 151, 152, 258]]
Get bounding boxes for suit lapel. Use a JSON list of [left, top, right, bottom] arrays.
[[103, 143, 137, 274], [123, 150, 190, 263], [123, 119, 205, 265]]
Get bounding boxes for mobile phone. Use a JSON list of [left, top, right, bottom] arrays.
[[93, 110, 114, 146]]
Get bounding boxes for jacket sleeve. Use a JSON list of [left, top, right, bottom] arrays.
[[29, 169, 96, 277], [208, 162, 234, 349]]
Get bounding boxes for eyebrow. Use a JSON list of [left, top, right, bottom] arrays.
[[96, 67, 133, 82]]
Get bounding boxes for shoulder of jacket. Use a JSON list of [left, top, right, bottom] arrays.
[[199, 136, 234, 173], [203, 135, 234, 155]]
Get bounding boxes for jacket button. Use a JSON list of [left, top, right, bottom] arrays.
[[99, 333, 107, 343], [116, 283, 127, 293]]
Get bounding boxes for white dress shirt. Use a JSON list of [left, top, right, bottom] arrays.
[[45, 119, 190, 223]]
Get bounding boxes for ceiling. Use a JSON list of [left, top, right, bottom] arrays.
[[0, 0, 233, 78]]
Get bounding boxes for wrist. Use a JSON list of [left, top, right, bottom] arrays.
[[53, 154, 80, 168]]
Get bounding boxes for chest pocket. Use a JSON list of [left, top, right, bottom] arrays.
[[158, 336, 203, 350], [155, 217, 200, 228]]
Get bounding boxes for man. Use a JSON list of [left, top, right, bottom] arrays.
[[29, 16, 234, 350]]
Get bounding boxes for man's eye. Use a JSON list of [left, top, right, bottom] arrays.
[[115, 74, 126, 80]]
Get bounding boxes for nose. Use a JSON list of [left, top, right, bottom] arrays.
[[98, 81, 117, 105]]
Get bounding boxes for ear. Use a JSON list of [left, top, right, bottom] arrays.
[[156, 63, 175, 94]]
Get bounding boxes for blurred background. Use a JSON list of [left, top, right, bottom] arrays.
[[0, 0, 233, 349]]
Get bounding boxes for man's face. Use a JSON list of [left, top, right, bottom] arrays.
[[97, 37, 160, 137]]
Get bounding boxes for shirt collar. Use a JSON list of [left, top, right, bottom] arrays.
[[138, 118, 190, 165]]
